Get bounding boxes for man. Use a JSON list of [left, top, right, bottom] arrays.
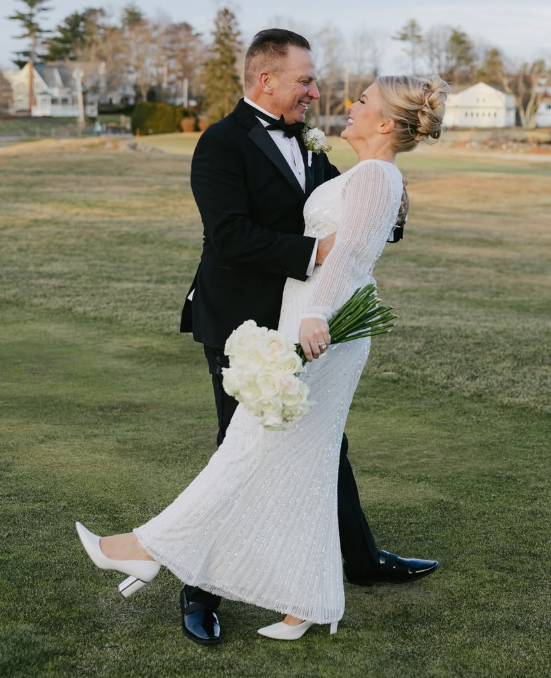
[[180, 28, 438, 645]]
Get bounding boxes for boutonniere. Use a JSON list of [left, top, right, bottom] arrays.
[[301, 127, 332, 154]]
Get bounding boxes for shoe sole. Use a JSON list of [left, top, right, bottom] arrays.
[[182, 625, 222, 645]]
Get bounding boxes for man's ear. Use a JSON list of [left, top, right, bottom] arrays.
[[259, 72, 273, 94], [378, 119, 395, 135]]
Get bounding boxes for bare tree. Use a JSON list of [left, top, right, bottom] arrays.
[[120, 18, 165, 101], [393, 18, 423, 75], [312, 25, 345, 133], [161, 22, 204, 105], [425, 25, 453, 76], [505, 59, 549, 129], [350, 28, 385, 100]]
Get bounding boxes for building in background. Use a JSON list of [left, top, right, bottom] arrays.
[[536, 95, 551, 128], [3, 63, 97, 117], [444, 82, 516, 128]]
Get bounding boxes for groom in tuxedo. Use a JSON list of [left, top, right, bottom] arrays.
[[180, 28, 438, 645]]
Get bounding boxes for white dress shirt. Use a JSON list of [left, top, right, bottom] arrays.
[[244, 97, 318, 276]]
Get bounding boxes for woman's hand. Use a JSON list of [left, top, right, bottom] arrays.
[[299, 318, 331, 362]]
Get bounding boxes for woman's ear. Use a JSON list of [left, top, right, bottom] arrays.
[[378, 119, 396, 135]]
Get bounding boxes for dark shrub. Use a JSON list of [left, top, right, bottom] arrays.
[[131, 102, 183, 136]]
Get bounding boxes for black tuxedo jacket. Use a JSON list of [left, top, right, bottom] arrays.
[[181, 99, 340, 349]]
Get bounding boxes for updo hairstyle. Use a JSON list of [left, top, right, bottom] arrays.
[[375, 75, 451, 153]]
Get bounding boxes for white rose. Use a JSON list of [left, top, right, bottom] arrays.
[[256, 368, 281, 398], [279, 373, 301, 396], [221, 367, 241, 396], [307, 128, 327, 146], [258, 397, 285, 430], [274, 351, 304, 376], [225, 320, 258, 356]]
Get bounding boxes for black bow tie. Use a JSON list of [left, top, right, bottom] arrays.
[[246, 103, 305, 139]]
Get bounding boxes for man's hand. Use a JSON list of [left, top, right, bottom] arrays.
[[315, 232, 336, 265], [299, 317, 331, 362]]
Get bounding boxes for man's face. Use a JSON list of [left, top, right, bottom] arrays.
[[270, 46, 320, 123]]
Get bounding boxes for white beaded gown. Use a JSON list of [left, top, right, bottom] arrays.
[[135, 159, 403, 624]]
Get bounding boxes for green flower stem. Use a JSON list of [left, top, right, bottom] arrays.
[[294, 283, 396, 365]]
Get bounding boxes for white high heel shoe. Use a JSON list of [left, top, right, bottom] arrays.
[[75, 522, 160, 598], [257, 619, 338, 640]]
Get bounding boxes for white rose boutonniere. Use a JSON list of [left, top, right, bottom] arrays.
[[301, 126, 332, 154]]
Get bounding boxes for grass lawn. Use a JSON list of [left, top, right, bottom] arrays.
[[0, 138, 550, 678]]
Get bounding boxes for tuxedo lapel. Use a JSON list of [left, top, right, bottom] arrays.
[[248, 123, 304, 198]]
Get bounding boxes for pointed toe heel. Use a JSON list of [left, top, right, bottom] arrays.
[[257, 619, 339, 641], [76, 521, 160, 597]]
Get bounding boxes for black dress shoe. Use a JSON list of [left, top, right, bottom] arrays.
[[346, 551, 439, 586], [180, 590, 221, 645]]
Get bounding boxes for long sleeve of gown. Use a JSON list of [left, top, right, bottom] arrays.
[[303, 161, 399, 322]]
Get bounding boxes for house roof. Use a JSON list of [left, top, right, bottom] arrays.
[[33, 63, 74, 89]]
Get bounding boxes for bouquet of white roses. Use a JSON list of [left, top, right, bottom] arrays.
[[223, 284, 396, 430], [222, 321, 310, 430]]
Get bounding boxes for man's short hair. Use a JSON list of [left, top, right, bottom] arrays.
[[245, 29, 311, 90]]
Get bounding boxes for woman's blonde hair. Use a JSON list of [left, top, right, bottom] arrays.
[[375, 75, 451, 153]]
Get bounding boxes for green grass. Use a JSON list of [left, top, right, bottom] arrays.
[[0, 142, 550, 678]]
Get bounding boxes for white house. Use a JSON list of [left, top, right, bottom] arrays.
[[3, 63, 97, 117], [444, 82, 516, 128], [536, 96, 551, 127]]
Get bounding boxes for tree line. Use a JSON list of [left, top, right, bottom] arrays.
[[5, 0, 550, 129]]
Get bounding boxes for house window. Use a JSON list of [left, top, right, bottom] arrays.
[[494, 112, 497, 117], [61, 98, 68, 105], [51, 98, 58, 104]]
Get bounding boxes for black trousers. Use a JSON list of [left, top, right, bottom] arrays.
[[183, 346, 380, 611]]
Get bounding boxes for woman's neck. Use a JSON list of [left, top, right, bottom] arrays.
[[351, 139, 396, 165]]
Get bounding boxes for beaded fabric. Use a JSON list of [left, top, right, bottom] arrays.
[[134, 160, 403, 624]]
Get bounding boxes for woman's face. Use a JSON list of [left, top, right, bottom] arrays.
[[342, 82, 388, 143]]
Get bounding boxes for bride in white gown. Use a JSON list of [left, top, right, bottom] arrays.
[[76, 74, 449, 640]]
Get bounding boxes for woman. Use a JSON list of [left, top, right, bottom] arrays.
[[76, 74, 450, 641]]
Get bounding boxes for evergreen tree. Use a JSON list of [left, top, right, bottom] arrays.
[[121, 3, 145, 30], [393, 19, 423, 75], [43, 12, 87, 61], [202, 8, 242, 123], [477, 48, 506, 89], [8, 0, 52, 67], [446, 29, 475, 84]]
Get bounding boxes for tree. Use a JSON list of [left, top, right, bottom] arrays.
[[202, 8, 242, 123], [8, 0, 52, 113], [312, 25, 345, 133], [121, 3, 145, 30], [425, 25, 453, 76], [393, 19, 423, 75], [477, 47, 506, 89], [42, 12, 87, 61], [505, 60, 549, 129], [446, 29, 476, 84], [161, 21, 204, 105], [8, 0, 52, 67], [350, 28, 384, 100], [123, 20, 164, 101]]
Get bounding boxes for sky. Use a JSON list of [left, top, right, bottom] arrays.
[[1, 0, 550, 71]]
